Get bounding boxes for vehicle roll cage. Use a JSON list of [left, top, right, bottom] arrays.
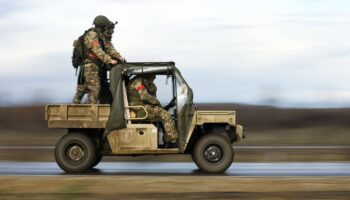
[[124, 62, 176, 76]]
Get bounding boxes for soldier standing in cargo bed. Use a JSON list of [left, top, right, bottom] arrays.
[[128, 74, 178, 147], [72, 15, 125, 104]]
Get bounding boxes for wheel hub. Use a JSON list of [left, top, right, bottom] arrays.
[[204, 145, 222, 163], [68, 145, 85, 161]]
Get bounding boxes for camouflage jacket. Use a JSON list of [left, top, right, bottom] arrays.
[[128, 77, 160, 106], [84, 29, 121, 64]]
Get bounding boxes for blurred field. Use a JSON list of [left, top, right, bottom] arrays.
[[0, 176, 349, 199], [0, 104, 350, 161]]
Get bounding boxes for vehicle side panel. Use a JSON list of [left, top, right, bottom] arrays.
[[196, 110, 236, 126], [107, 124, 158, 154]]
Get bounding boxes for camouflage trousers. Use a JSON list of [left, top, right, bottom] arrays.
[[72, 63, 100, 104], [145, 104, 178, 144]]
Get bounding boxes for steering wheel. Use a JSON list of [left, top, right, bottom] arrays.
[[164, 97, 176, 110]]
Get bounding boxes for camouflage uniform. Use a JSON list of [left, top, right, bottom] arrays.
[[72, 28, 122, 104], [127, 76, 178, 144]]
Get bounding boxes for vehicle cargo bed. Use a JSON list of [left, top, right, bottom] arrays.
[[46, 104, 110, 128]]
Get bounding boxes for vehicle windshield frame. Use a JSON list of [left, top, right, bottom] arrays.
[[174, 68, 195, 150]]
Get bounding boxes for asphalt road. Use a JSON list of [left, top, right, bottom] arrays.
[[1, 145, 350, 150], [0, 162, 349, 176]]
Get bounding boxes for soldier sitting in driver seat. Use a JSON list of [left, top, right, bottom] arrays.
[[127, 74, 178, 148]]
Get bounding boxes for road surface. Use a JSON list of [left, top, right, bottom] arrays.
[[0, 162, 349, 176]]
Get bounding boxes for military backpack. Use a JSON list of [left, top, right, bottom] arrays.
[[71, 30, 90, 69]]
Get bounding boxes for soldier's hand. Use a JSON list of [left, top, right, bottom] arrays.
[[110, 59, 118, 65], [118, 56, 125, 62]]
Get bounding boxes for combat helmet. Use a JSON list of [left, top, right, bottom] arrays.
[[108, 20, 118, 29], [93, 15, 111, 28]]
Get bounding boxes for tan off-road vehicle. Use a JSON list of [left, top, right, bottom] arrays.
[[46, 62, 244, 173]]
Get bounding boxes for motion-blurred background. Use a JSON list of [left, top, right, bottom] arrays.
[[0, 0, 349, 162], [1, 104, 349, 162]]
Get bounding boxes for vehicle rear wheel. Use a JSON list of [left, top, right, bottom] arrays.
[[55, 133, 96, 173], [192, 134, 234, 173]]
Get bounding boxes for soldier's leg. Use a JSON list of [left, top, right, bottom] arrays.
[[144, 104, 157, 120], [72, 84, 86, 104], [146, 105, 178, 144], [84, 63, 101, 104], [160, 109, 178, 143]]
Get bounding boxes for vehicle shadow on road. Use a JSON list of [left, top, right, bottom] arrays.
[[59, 168, 233, 176]]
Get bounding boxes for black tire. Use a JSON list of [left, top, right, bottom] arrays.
[[91, 154, 103, 168], [192, 134, 234, 173], [55, 133, 97, 173]]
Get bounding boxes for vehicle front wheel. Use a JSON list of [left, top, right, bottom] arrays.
[[91, 154, 103, 168], [55, 133, 96, 173], [192, 134, 234, 173]]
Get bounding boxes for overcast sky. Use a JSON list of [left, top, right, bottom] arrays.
[[0, 0, 350, 107]]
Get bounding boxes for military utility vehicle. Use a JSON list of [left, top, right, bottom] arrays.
[[46, 62, 244, 173]]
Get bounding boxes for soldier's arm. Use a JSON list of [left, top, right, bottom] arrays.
[[133, 80, 160, 105], [105, 41, 122, 60], [84, 31, 112, 64], [150, 82, 157, 97]]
